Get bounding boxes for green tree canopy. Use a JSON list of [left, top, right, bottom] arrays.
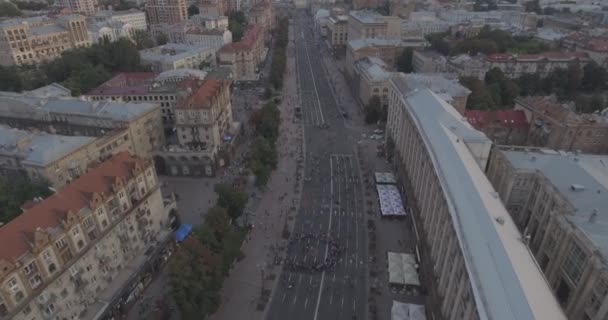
[[156, 33, 169, 46], [214, 184, 248, 221], [0, 176, 52, 223], [133, 30, 155, 50], [0, 1, 22, 17], [228, 11, 247, 41], [188, 4, 199, 17], [364, 95, 383, 124], [396, 48, 413, 73]]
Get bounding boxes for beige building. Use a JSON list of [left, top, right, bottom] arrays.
[[486, 147, 608, 320], [64, 0, 98, 16], [345, 37, 428, 74], [486, 51, 592, 78], [412, 50, 447, 73], [386, 73, 567, 320], [0, 151, 176, 320], [218, 24, 264, 81], [145, 0, 187, 25], [139, 43, 216, 72], [348, 10, 402, 41], [0, 126, 134, 187], [155, 79, 235, 176], [248, 1, 273, 39], [0, 15, 90, 66], [515, 96, 608, 154], [352, 57, 391, 107], [327, 15, 348, 48], [0, 91, 164, 160]]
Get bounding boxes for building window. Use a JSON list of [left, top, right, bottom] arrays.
[[6, 278, 18, 292], [23, 261, 36, 275], [97, 208, 104, 216], [29, 275, 42, 289], [42, 249, 52, 263], [562, 242, 588, 285], [55, 238, 67, 250], [72, 227, 80, 236]]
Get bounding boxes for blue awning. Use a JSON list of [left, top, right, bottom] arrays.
[[175, 224, 192, 242]]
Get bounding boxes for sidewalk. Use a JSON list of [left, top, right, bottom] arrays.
[[208, 23, 304, 320]]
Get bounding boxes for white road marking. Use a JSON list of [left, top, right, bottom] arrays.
[[282, 293, 287, 303], [313, 157, 334, 320], [302, 30, 325, 124], [304, 297, 309, 309]]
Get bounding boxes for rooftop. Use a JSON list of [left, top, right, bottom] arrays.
[[401, 73, 471, 103], [516, 96, 608, 126], [0, 125, 96, 167], [28, 24, 66, 36], [349, 10, 386, 24], [502, 148, 608, 259], [356, 57, 390, 82], [140, 43, 214, 63], [348, 37, 428, 51], [0, 91, 158, 123], [391, 73, 566, 320], [176, 79, 225, 109], [0, 152, 147, 261], [87, 70, 208, 96], [25, 83, 71, 98], [465, 109, 529, 129], [486, 51, 590, 62]]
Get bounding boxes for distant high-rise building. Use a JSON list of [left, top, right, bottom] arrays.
[[64, 0, 98, 16], [145, 0, 187, 25]]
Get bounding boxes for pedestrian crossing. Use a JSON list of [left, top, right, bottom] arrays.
[[300, 91, 325, 126]]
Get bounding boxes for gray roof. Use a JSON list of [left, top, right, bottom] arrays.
[[140, 43, 214, 64], [0, 125, 96, 167], [349, 10, 385, 24], [503, 149, 608, 258], [25, 83, 71, 98], [348, 38, 428, 51], [391, 73, 565, 320], [0, 91, 158, 125], [356, 57, 390, 82], [401, 73, 471, 102], [29, 24, 66, 36]]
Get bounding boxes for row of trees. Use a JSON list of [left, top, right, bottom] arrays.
[[0, 1, 22, 17], [169, 184, 249, 319], [364, 96, 386, 124], [461, 62, 608, 111], [427, 26, 550, 56], [0, 176, 51, 224], [0, 38, 146, 95], [269, 17, 289, 90], [228, 11, 247, 42], [250, 101, 281, 186]]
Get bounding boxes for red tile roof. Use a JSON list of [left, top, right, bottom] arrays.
[[219, 24, 262, 53], [87, 72, 158, 96], [465, 109, 529, 129], [0, 152, 147, 262], [176, 79, 225, 109], [587, 39, 608, 53]]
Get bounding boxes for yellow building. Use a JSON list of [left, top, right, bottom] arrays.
[[0, 15, 90, 66]]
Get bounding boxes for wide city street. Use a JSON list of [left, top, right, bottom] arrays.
[[266, 11, 368, 320]]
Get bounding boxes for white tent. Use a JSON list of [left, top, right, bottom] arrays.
[[387, 252, 420, 286], [391, 301, 426, 320], [375, 172, 397, 184], [377, 184, 406, 216]]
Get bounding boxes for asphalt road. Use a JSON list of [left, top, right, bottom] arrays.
[[267, 11, 367, 320]]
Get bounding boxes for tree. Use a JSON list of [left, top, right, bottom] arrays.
[[460, 76, 496, 110], [582, 62, 607, 91], [485, 67, 506, 85], [0, 176, 52, 223], [500, 79, 520, 106], [425, 32, 450, 56], [188, 4, 199, 17], [0, 66, 24, 92], [156, 33, 169, 46], [251, 136, 277, 169], [228, 11, 247, 42], [133, 30, 155, 49], [517, 73, 542, 96], [214, 184, 248, 221], [396, 49, 413, 73], [364, 96, 383, 124], [0, 2, 22, 17], [251, 102, 281, 142]]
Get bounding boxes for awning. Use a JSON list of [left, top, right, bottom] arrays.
[[375, 172, 397, 184], [387, 252, 420, 286], [377, 184, 407, 216], [175, 224, 193, 242], [391, 301, 426, 320]]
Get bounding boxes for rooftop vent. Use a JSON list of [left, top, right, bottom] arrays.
[[589, 209, 598, 223], [571, 184, 585, 192], [495, 216, 505, 225]]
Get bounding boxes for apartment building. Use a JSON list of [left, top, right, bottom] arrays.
[[0, 91, 164, 159], [486, 147, 608, 320], [0, 15, 90, 66], [345, 37, 428, 74], [327, 15, 348, 49], [352, 57, 391, 107], [218, 24, 264, 81], [87, 70, 207, 126], [401, 12, 451, 37], [139, 43, 216, 72], [348, 10, 402, 41], [198, 0, 226, 16], [190, 13, 229, 30], [145, 0, 187, 25], [155, 79, 235, 176], [248, 2, 273, 37], [412, 50, 447, 73], [0, 126, 134, 187], [464, 109, 529, 145], [63, 0, 98, 16], [385, 73, 567, 320], [514, 96, 608, 154], [0, 151, 175, 320], [446, 54, 489, 80], [185, 28, 232, 51], [486, 51, 592, 78], [93, 9, 148, 31]]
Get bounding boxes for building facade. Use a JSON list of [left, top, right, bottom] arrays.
[[385, 73, 566, 320], [0, 15, 90, 66], [0, 126, 134, 188], [217, 24, 264, 81], [154, 79, 235, 176], [327, 15, 348, 48], [248, 1, 273, 37], [348, 10, 402, 41], [486, 147, 608, 320], [352, 57, 391, 107], [486, 52, 592, 78], [93, 9, 148, 31], [63, 0, 98, 16], [346, 38, 428, 74], [0, 92, 164, 159], [412, 50, 448, 73], [514, 96, 608, 154], [0, 152, 175, 320], [185, 28, 232, 51], [145, 0, 188, 25]]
